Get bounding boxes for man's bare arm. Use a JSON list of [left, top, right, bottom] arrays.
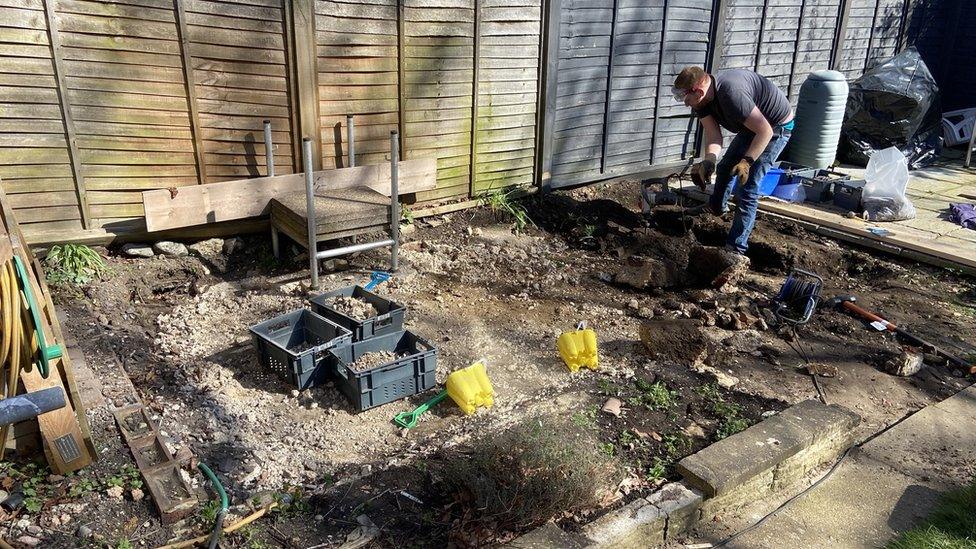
[[700, 115, 723, 162], [741, 106, 773, 160]]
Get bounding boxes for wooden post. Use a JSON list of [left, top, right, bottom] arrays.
[[706, 0, 730, 73], [862, 0, 883, 72], [650, 0, 670, 165], [293, 0, 322, 170], [397, 0, 407, 160], [173, 0, 208, 185], [895, 0, 911, 52], [599, 0, 620, 174], [469, 0, 482, 196], [535, 0, 562, 191], [41, 0, 91, 229], [753, 0, 769, 71], [939, 0, 964, 85], [282, 0, 303, 172], [787, 0, 809, 99], [829, 0, 853, 70]]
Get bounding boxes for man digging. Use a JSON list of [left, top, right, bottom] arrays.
[[673, 66, 794, 256]]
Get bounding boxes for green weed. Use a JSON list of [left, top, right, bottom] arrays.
[[599, 442, 616, 457], [646, 457, 668, 482], [661, 433, 691, 459], [481, 188, 534, 232], [115, 539, 132, 549], [888, 477, 976, 548], [571, 406, 598, 430], [696, 383, 753, 440], [401, 204, 415, 225], [44, 244, 107, 286], [628, 380, 678, 411]]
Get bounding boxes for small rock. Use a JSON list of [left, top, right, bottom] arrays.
[[0, 489, 8, 502], [153, 241, 188, 256], [222, 237, 244, 255], [627, 299, 639, 310], [761, 410, 777, 418], [130, 488, 144, 502], [188, 238, 224, 258], [106, 486, 124, 499], [76, 525, 93, 539], [16, 535, 40, 547], [601, 397, 622, 417], [885, 348, 924, 377], [122, 243, 154, 258], [26, 525, 42, 535], [806, 362, 838, 378], [290, 390, 300, 398], [682, 422, 706, 438]]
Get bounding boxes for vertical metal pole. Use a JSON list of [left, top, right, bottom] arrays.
[[263, 120, 275, 177], [390, 131, 399, 272], [303, 137, 319, 289], [347, 114, 356, 167]]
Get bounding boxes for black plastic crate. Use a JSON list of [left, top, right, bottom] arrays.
[[310, 285, 405, 342], [329, 330, 437, 412], [788, 168, 851, 203], [833, 179, 866, 212], [250, 309, 352, 389]]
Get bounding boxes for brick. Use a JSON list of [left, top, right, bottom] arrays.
[[645, 482, 703, 539], [677, 400, 860, 497], [581, 498, 665, 549], [699, 466, 776, 519]]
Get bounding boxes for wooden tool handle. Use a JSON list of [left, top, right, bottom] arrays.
[[842, 300, 897, 331]]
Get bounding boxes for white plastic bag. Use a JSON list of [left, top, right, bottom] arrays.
[[862, 147, 916, 221]]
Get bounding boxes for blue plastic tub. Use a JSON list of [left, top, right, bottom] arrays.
[[730, 167, 785, 196], [771, 181, 807, 202]]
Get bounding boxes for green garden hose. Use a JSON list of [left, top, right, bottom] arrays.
[[197, 462, 229, 549]]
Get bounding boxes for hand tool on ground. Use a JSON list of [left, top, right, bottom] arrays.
[[0, 387, 65, 427], [828, 295, 976, 374], [773, 269, 823, 325], [640, 158, 695, 210], [393, 361, 494, 429], [363, 270, 390, 291]]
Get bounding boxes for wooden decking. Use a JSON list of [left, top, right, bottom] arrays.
[[676, 159, 976, 273]]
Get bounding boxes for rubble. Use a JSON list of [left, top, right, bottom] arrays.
[[153, 241, 188, 256], [885, 348, 924, 377], [329, 295, 377, 320]]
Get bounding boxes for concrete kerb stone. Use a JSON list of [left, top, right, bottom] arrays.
[[509, 400, 860, 548]]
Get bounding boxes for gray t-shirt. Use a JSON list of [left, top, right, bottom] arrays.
[[693, 69, 791, 133]]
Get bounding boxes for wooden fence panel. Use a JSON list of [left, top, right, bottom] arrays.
[[54, 0, 194, 232], [315, 0, 400, 171], [472, 0, 542, 193], [0, 1, 84, 235], [404, 0, 476, 202], [186, 0, 296, 183]]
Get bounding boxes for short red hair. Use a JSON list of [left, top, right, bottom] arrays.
[[674, 66, 708, 90]]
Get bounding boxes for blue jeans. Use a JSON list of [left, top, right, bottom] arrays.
[[708, 125, 792, 253]]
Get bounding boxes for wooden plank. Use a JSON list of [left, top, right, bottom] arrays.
[[41, 0, 89, 228], [141, 158, 436, 231], [294, 0, 321, 168], [469, 0, 481, 194]]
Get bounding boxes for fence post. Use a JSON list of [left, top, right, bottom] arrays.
[[292, 0, 322, 171], [173, 0, 208, 186], [469, 0, 482, 196], [599, 0, 620, 174], [42, 0, 91, 228], [830, 0, 853, 70], [706, 0, 730, 73], [535, 0, 561, 192]]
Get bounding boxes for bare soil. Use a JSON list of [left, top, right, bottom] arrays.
[[7, 178, 973, 548]]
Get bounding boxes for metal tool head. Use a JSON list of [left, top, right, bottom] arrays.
[[826, 295, 856, 308]]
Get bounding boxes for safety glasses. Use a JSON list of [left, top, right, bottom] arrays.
[[671, 86, 690, 102]]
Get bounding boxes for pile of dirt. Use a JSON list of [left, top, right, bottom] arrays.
[[329, 295, 377, 320]]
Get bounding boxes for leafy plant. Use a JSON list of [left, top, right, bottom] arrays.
[[68, 477, 97, 499], [599, 442, 616, 457], [646, 457, 668, 482], [628, 380, 678, 411], [481, 188, 534, 232], [661, 433, 691, 459], [200, 499, 221, 525], [401, 204, 415, 225], [115, 539, 132, 549], [697, 384, 753, 440], [44, 244, 107, 286]]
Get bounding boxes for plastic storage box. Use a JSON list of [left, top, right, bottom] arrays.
[[730, 167, 785, 196], [780, 163, 851, 203], [310, 285, 405, 342], [833, 179, 866, 212], [329, 330, 437, 412], [250, 309, 352, 389]]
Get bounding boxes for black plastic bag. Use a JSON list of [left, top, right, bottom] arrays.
[[840, 47, 942, 169]]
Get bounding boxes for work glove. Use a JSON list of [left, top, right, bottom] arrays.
[[693, 158, 716, 191], [732, 156, 754, 182]]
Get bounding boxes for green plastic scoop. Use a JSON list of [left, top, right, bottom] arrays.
[[393, 389, 448, 429]]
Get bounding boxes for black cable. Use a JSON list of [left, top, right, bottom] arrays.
[[711, 446, 853, 548]]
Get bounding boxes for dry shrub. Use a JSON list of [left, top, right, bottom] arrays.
[[440, 417, 621, 531]]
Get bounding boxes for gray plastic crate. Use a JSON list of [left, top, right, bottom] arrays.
[[783, 166, 851, 203], [250, 309, 352, 389], [833, 179, 866, 212], [329, 330, 437, 412], [310, 285, 405, 342]]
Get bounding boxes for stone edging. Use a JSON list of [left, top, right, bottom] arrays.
[[508, 399, 860, 548]]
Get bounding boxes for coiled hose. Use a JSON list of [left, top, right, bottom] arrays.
[[0, 258, 33, 459]]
